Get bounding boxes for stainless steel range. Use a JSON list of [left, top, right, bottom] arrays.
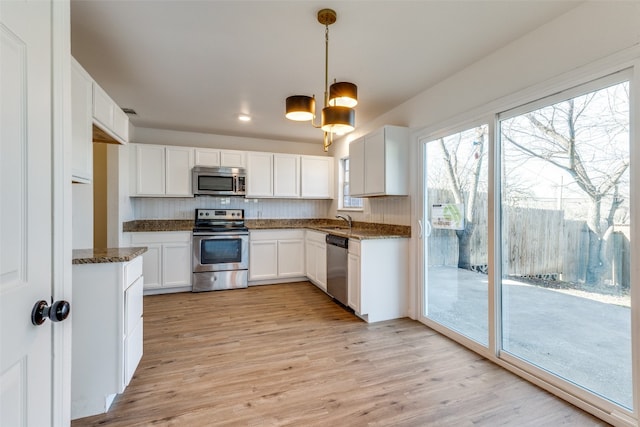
[[192, 208, 249, 292]]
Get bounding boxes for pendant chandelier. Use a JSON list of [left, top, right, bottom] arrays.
[[285, 8, 358, 152]]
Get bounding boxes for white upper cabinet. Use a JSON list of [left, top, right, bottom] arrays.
[[273, 154, 300, 198], [92, 81, 129, 144], [349, 125, 409, 197], [220, 150, 246, 168], [130, 143, 193, 197], [70, 57, 93, 183], [71, 56, 129, 147], [301, 155, 333, 199], [194, 148, 220, 167], [165, 146, 194, 196], [246, 151, 273, 197], [246, 152, 333, 199], [194, 148, 246, 168], [130, 144, 165, 196]]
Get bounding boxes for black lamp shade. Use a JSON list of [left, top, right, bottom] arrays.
[[321, 106, 355, 134], [329, 82, 358, 108], [285, 95, 315, 121]]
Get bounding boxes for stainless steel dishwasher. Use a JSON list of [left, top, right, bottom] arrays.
[[326, 234, 349, 306]]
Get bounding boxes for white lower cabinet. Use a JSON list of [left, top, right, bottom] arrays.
[[71, 255, 143, 419], [348, 238, 408, 323], [128, 231, 192, 293], [305, 230, 327, 291], [249, 229, 305, 283], [248, 238, 278, 280]]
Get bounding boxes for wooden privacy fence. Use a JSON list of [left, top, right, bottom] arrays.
[[427, 188, 630, 288]]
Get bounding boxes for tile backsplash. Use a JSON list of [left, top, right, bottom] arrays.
[[132, 196, 411, 226], [132, 197, 332, 220]]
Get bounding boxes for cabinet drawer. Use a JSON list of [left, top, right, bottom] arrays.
[[129, 231, 191, 245], [124, 319, 143, 386], [125, 256, 143, 288], [306, 230, 327, 244], [125, 276, 143, 336], [251, 229, 305, 241]]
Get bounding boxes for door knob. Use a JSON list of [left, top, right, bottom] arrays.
[[31, 300, 71, 326]]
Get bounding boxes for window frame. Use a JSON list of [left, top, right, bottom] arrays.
[[339, 156, 363, 211]]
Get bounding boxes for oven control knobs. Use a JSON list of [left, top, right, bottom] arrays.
[[31, 300, 71, 325]]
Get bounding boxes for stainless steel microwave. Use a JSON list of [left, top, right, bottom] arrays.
[[192, 166, 246, 196]]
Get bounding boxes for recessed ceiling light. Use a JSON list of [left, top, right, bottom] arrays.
[[238, 114, 251, 122]]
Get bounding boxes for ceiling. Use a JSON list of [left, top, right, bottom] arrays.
[[70, 0, 582, 145]]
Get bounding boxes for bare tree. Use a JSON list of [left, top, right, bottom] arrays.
[[502, 82, 629, 285], [438, 126, 487, 270], [433, 126, 487, 270]]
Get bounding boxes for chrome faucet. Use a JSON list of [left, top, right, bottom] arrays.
[[336, 214, 352, 231]]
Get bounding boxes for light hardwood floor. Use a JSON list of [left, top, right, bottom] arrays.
[[72, 282, 609, 426]]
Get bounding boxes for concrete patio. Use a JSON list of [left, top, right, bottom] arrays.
[[427, 266, 632, 409]]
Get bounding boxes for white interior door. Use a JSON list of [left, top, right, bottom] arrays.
[[1, 1, 55, 425]]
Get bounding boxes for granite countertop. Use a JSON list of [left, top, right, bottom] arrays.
[[72, 247, 148, 264], [123, 219, 193, 232], [123, 219, 410, 240]]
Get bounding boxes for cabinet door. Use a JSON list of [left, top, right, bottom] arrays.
[[278, 239, 305, 277], [70, 58, 93, 183], [347, 253, 360, 312], [140, 244, 162, 289], [364, 129, 385, 195], [316, 241, 327, 290], [112, 107, 129, 143], [273, 154, 300, 198], [132, 144, 165, 196], [165, 146, 194, 196], [249, 240, 278, 280], [124, 318, 143, 387], [305, 240, 317, 282], [92, 82, 114, 132], [162, 243, 191, 287], [301, 156, 333, 199], [220, 150, 246, 168], [349, 137, 365, 196], [194, 148, 221, 167], [246, 152, 273, 197], [124, 276, 144, 337]]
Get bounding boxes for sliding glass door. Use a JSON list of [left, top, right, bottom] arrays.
[[423, 125, 489, 346], [421, 72, 635, 416], [499, 76, 632, 409]]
